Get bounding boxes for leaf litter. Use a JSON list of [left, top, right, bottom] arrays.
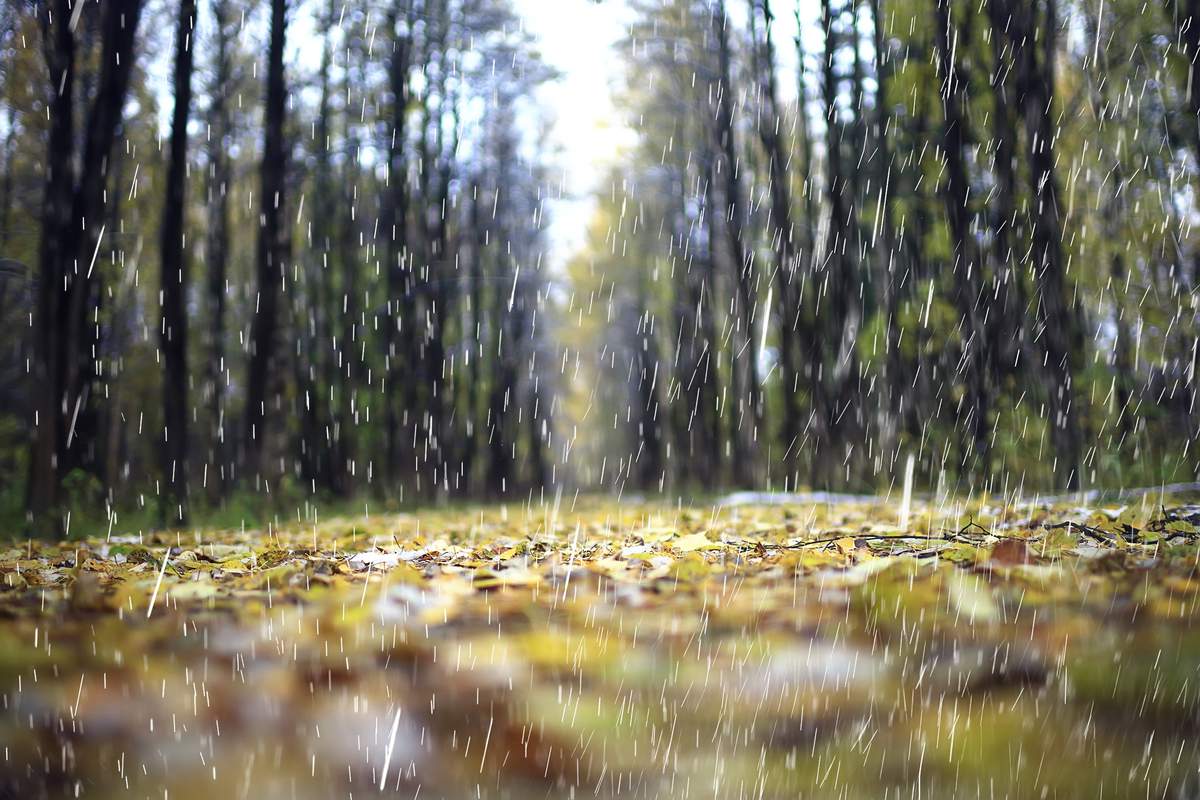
[[1, 494, 1199, 798]]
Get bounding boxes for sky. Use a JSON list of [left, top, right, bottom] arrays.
[[509, 0, 815, 269], [510, 0, 635, 268]]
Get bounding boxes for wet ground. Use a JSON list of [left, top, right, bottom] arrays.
[[1, 496, 1199, 798]]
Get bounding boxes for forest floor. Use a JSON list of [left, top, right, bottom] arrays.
[[1, 492, 1199, 799]]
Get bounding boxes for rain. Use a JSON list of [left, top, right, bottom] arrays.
[[1, 0, 1200, 797]]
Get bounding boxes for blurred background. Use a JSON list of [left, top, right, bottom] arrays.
[[0, 0, 1198, 535]]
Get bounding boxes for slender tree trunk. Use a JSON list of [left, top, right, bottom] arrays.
[[869, 0, 903, 472], [464, 178, 484, 492], [712, 0, 761, 486], [987, 0, 1028, 381], [205, 0, 233, 500], [792, 5, 824, 484], [425, 0, 454, 494], [750, 0, 805, 488], [385, 2, 413, 489], [160, 0, 198, 523], [338, 50, 362, 496], [242, 0, 289, 485], [933, 0, 990, 477], [818, 0, 853, 487], [1165, 0, 1200, 436], [699, 151, 726, 484], [634, 260, 665, 489], [1008, 0, 1082, 488]]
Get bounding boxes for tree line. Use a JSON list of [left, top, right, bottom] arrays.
[[2, 0, 1200, 534], [0, 0, 559, 533], [564, 0, 1200, 496]]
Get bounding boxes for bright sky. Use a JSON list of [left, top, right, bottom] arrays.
[[510, 0, 816, 268], [510, 0, 635, 268]]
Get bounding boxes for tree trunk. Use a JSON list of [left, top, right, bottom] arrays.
[[870, 0, 904, 473], [712, 0, 761, 486], [1008, 0, 1082, 488], [933, 0, 990, 478], [385, 1, 414, 490], [30, 0, 144, 527], [749, 0, 806, 488], [242, 0, 289, 485], [205, 0, 233, 500], [160, 0, 198, 523], [987, 0, 1028, 385], [818, 0, 853, 487]]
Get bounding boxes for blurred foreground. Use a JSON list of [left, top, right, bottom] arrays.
[[2, 495, 1199, 798]]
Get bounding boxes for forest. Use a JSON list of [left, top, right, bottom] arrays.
[[0, 0, 1197, 529], [3, 2, 1200, 798]]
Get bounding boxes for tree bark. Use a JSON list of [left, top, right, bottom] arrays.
[[933, 0, 990, 477], [712, 0, 761, 486], [242, 0, 289, 485], [749, 0, 806, 488], [1008, 0, 1082, 488], [30, 0, 144, 527], [160, 0, 198, 523], [205, 0, 233, 500], [384, 1, 414, 489]]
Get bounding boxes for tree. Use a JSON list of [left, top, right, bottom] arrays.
[[383, 0, 414, 490], [711, 0, 761, 486], [160, 0, 198, 523], [1006, 0, 1083, 488], [29, 0, 145, 526], [204, 0, 235, 500], [933, 0, 990, 476], [817, 0, 859, 486], [748, 0, 807, 487], [242, 0, 289, 485]]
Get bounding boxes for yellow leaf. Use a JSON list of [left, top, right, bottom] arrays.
[[672, 532, 722, 552]]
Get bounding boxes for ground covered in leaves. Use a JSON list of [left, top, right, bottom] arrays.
[[2, 493, 1200, 799]]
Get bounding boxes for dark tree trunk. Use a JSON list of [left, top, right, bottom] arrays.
[[634, 267, 665, 490], [933, 0, 990, 477], [712, 0, 761, 486], [486, 119, 518, 497], [424, 0, 454, 494], [817, 0, 852, 487], [870, 0, 904, 471], [205, 0, 233, 499], [30, 0, 144, 527], [299, 0, 338, 495], [749, 0, 806, 488], [1008, 0, 1082, 488], [699, 152, 727, 485], [160, 0, 198, 523], [792, 6, 824, 484], [385, 1, 414, 489], [1165, 0, 1200, 435], [338, 48, 361, 496], [29, 0, 77, 520], [987, 0, 1028, 382], [242, 0, 289, 485], [462, 178, 485, 492]]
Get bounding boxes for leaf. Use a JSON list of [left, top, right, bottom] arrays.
[[666, 553, 711, 583], [989, 539, 1032, 565], [473, 566, 541, 589], [946, 570, 999, 623], [672, 532, 722, 552]]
